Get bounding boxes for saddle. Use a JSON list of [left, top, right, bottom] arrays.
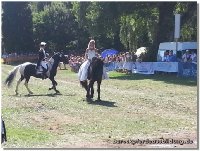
[[36, 61, 48, 73]]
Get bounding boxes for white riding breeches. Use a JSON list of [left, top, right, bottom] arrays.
[[38, 61, 48, 72], [78, 60, 109, 81], [78, 60, 90, 81], [41, 61, 48, 70]]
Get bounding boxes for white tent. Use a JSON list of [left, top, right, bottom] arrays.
[[135, 47, 147, 57]]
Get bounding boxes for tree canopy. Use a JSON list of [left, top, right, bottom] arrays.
[[1, 2, 197, 61]]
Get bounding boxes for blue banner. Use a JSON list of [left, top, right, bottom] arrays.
[[153, 62, 178, 72], [178, 62, 197, 77], [132, 62, 154, 74], [104, 61, 197, 77]]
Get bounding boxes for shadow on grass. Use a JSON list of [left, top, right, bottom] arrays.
[[22, 93, 76, 97], [24, 93, 59, 97], [109, 73, 197, 86], [85, 98, 117, 107]]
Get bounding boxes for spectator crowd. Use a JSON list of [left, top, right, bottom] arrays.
[[2, 49, 197, 73], [1, 52, 38, 64], [158, 49, 197, 63], [67, 52, 135, 74]]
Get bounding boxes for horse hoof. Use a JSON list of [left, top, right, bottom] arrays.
[[49, 88, 52, 90], [29, 91, 33, 94], [15, 92, 18, 95], [86, 97, 92, 102], [97, 99, 101, 101], [55, 90, 60, 94]]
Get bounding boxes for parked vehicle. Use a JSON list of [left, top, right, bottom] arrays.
[[157, 42, 197, 62]]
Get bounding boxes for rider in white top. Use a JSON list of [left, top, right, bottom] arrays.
[[87, 49, 96, 60], [78, 39, 108, 81], [78, 40, 97, 81]]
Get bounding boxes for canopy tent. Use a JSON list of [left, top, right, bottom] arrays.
[[101, 49, 119, 58]]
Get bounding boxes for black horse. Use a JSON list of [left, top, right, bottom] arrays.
[[5, 52, 64, 95], [59, 55, 68, 70], [80, 57, 104, 101]]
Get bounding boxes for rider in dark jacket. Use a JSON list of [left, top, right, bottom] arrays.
[[36, 42, 48, 79]]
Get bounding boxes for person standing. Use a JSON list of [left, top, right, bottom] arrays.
[[182, 50, 191, 62], [168, 50, 177, 62], [190, 51, 197, 62]]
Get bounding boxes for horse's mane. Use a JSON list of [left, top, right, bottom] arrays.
[[91, 57, 103, 68], [49, 52, 62, 76]]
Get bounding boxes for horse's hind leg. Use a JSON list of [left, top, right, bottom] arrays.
[[64, 63, 67, 70], [24, 77, 33, 94], [86, 81, 90, 98], [90, 81, 94, 98], [15, 75, 24, 95]]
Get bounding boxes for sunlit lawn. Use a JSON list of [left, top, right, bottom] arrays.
[[1, 64, 197, 148]]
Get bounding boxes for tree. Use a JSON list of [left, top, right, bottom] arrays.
[[71, 2, 125, 50], [32, 2, 78, 53], [175, 2, 197, 41], [2, 2, 34, 53], [145, 2, 177, 61]]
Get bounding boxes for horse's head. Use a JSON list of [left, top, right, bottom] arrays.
[[52, 52, 65, 63], [89, 57, 104, 78], [91, 57, 103, 67]]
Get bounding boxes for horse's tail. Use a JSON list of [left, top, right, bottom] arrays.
[[5, 65, 21, 87]]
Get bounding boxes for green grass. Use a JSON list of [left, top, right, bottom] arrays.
[[1, 64, 197, 148], [5, 127, 53, 148]]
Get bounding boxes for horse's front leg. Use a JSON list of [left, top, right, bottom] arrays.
[[86, 82, 90, 98], [90, 81, 94, 99], [49, 77, 60, 93], [97, 80, 101, 101]]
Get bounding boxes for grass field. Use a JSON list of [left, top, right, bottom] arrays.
[[1, 64, 197, 148]]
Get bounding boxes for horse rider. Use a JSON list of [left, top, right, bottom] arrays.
[[78, 39, 108, 82], [36, 42, 48, 79]]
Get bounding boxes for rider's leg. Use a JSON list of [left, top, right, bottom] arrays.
[[40, 61, 48, 79], [42, 67, 48, 79]]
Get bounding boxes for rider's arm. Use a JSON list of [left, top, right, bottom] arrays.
[[95, 48, 99, 57]]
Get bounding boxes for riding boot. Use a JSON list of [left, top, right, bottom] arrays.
[[42, 67, 48, 80]]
